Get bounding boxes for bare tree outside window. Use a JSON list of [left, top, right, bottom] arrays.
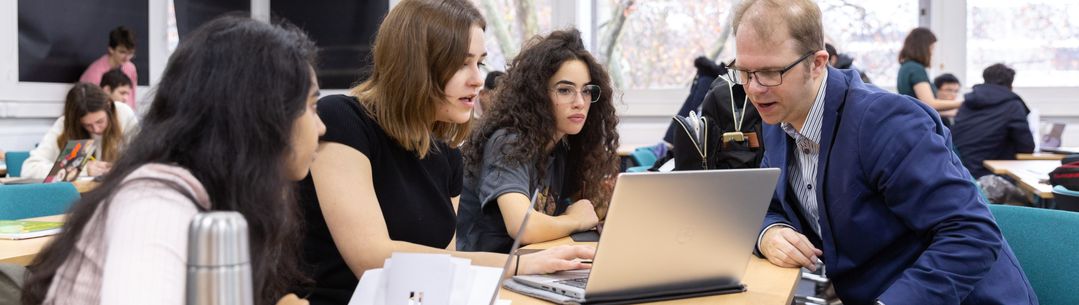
[[968, 0, 1079, 87], [595, 0, 735, 89], [820, 0, 918, 87], [473, 0, 554, 73]]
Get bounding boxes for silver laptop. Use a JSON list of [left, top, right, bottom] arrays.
[[511, 168, 780, 302]]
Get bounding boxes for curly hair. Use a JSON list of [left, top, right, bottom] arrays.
[[463, 29, 620, 218]]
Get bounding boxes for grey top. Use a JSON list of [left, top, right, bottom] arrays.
[[456, 129, 571, 253]]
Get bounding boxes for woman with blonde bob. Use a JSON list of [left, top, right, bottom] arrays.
[[294, 1, 595, 303]]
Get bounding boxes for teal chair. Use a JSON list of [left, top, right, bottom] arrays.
[[0, 182, 79, 220], [4, 151, 30, 177], [626, 147, 658, 173], [989, 204, 1079, 305], [1052, 185, 1079, 212]]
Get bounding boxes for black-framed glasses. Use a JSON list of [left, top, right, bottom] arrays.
[[551, 84, 601, 104], [726, 51, 816, 87]]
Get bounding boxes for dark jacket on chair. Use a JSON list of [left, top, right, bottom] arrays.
[[953, 84, 1035, 178]]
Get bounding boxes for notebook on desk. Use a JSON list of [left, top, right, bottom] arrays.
[[2, 140, 97, 185], [507, 168, 780, 304], [0, 220, 62, 240]]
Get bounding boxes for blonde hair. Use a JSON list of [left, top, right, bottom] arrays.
[[732, 0, 824, 56], [351, 0, 485, 158]]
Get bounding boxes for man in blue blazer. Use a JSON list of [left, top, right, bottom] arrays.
[[728, 1, 1038, 304]]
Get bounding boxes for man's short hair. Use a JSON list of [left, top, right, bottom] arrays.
[[825, 43, 837, 61], [982, 63, 1015, 88], [100, 68, 132, 90], [484, 71, 505, 90], [109, 26, 136, 49], [732, 0, 824, 56], [933, 73, 960, 89]]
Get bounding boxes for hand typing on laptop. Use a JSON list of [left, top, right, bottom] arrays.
[[517, 244, 596, 275]]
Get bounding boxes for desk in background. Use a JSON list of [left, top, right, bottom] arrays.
[[499, 237, 801, 305], [73, 180, 98, 193], [0, 214, 65, 265], [1017, 153, 1066, 161], [983, 160, 1061, 200]]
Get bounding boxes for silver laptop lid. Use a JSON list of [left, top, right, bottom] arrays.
[[487, 189, 541, 305], [584, 168, 780, 297]]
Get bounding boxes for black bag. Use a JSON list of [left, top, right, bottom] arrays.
[[1049, 158, 1079, 191], [669, 76, 765, 171]]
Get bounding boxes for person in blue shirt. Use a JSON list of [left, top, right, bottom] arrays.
[[726, 0, 1038, 304]]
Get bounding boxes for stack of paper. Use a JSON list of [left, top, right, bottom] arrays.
[[348, 253, 508, 305]]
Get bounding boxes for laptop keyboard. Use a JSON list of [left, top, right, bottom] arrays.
[[555, 277, 588, 288]]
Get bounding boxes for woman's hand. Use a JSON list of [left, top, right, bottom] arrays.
[[518, 244, 596, 275], [86, 160, 113, 176], [564, 199, 600, 231]]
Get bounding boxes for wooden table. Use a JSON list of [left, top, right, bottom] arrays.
[[0, 214, 65, 265], [983, 160, 1061, 199], [499, 237, 801, 305], [73, 180, 98, 193], [1017, 153, 1066, 161]]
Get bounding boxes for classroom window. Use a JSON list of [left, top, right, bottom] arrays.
[[472, 0, 555, 74], [594, 0, 735, 90], [819, 0, 919, 87], [967, 0, 1079, 87]]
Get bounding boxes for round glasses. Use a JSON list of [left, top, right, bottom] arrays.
[[551, 84, 601, 104]]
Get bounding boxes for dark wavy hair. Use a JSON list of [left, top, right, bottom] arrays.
[[463, 29, 620, 218], [23, 16, 316, 305]]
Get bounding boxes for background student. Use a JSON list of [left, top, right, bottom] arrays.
[[953, 63, 1034, 203], [20, 83, 138, 179], [457, 29, 620, 253], [22, 16, 322, 305], [933, 73, 962, 122], [80, 26, 138, 110], [99, 68, 134, 104], [294, 1, 594, 304], [896, 27, 962, 113], [473, 70, 505, 118]]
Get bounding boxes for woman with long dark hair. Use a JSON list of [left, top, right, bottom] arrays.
[[295, 1, 594, 303], [457, 29, 620, 253], [22, 16, 324, 305], [21, 82, 138, 179]]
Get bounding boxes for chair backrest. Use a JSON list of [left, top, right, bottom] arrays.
[[0, 183, 80, 220], [4, 151, 30, 177], [631, 147, 657, 168], [988, 204, 1079, 305], [1053, 185, 1079, 212]]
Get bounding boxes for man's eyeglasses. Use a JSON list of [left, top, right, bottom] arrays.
[[726, 51, 817, 87], [551, 84, 601, 104]]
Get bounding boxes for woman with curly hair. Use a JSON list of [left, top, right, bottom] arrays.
[[457, 29, 620, 253]]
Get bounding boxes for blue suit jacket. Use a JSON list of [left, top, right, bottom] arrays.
[[756, 68, 1038, 305]]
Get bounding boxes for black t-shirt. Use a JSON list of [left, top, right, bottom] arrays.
[[456, 129, 573, 253], [295, 95, 463, 305]]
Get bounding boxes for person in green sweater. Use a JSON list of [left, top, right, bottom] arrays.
[[896, 27, 961, 114]]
